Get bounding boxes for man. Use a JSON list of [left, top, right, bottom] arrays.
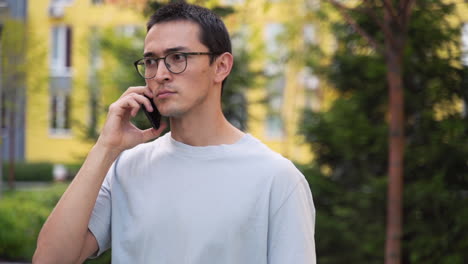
[[33, 2, 316, 264]]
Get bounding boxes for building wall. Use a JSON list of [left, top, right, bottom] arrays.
[[26, 0, 145, 163]]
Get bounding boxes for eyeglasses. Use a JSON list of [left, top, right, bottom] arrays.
[[133, 52, 217, 79]]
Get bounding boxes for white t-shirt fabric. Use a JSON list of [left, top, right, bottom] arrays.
[[88, 132, 316, 264]]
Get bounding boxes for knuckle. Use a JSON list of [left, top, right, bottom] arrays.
[[108, 103, 117, 111], [123, 95, 134, 102]]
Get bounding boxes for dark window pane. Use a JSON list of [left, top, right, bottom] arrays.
[[51, 95, 57, 129], [66, 26, 72, 67], [64, 95, 70, 129]]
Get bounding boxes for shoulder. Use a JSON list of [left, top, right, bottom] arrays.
[[242, 135, 310, 207], [240, 134, 305, 184], [116, 132, 170, 169], [242, 134, 301, 172]]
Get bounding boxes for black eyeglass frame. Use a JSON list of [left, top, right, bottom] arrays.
[[133, 52, 219, 79]]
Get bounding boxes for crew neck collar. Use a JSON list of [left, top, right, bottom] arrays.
[[162, 132, 252, 159]]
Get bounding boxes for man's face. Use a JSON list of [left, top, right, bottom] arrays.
[[143, 20, 217, 118]]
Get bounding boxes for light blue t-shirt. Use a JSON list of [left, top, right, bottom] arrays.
[[88, 132, 316, 264]]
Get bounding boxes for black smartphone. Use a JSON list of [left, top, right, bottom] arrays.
[[141, 95, 161, 130]]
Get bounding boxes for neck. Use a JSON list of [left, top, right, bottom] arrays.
[[169, 106, 244, 147]]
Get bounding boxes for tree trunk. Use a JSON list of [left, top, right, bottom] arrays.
[[384, 38, 405, 264], [0, 25, 3, 198]]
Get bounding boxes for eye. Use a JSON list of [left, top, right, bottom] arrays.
[[144, 58, 157, 66], [169, 53, 186, 63]]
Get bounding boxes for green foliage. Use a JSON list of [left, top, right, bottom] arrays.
[[222, 30, 256, 130], [2, 163, 53, 182], [0, 184, 111, 263], [99, 27, 150, 131], [301, 1, 468, 263], [0, 184, 66, 261], [1, 163, 82, 182]]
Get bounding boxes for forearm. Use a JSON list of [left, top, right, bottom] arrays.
[[34, 143, 120, 263]]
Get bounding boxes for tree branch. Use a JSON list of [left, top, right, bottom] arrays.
[[401, 0, 417, 28], [361, 0, 386, 29], [361, 0, 398, 49], [382, 0, 398, 20], [327, 0, 383, 53]]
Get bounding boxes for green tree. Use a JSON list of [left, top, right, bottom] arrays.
[[99, 27, 149, 131], [301, 1, 468, 263]]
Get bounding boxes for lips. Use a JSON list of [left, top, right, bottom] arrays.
[[156, 89, 176, 99]]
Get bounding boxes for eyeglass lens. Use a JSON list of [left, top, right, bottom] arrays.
[[136, 53, 187, 78]]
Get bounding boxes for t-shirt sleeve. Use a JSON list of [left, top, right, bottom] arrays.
[[87, 159, 117, 258], [267, 177, 316, 264]]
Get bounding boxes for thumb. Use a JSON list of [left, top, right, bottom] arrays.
[[141, 122, 167, 142]]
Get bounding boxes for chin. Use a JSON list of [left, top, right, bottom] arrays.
[[159, 107, 186, 118]]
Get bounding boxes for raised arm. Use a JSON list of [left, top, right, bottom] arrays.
[[33, 86, 166, 264]]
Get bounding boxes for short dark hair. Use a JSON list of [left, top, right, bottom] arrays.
[[147, 1, 232, 60], [146, 2, 232, 91]]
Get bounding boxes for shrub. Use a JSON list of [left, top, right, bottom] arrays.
[[1, 162, 83, 182], [0, 184, 65, 260], [2, 163, 53, 182], [0, 183, 110, 263]]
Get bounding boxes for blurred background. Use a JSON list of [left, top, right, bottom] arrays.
[[0, 0, 467, 263]]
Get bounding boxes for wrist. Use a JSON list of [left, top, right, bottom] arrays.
[[93, 140, 123, 162]]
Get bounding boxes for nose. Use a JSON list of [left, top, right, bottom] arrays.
[[154, 58, 172, 84]]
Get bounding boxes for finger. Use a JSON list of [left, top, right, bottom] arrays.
[[129, 93, 153, 112], [107, 99, 134, 119], [119, 97, 140, 117], [141, 121, 168, 142], [122, 86, 153, 99]]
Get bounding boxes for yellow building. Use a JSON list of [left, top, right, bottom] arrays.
[[25, 0, 322, 165], [26, 0, 146, 164]]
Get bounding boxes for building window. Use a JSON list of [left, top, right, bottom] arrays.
[[221, 0, 245, 6], [1, 91, 6, 129], [51, 25, 72, 75], [263, 24, 287, 139], [89, 27, 101, 70], [264, 75, 285, 139], [264, 23, 286, 77], [88, 27, 101, 138], [49, 0, 73, 18], [50, 24, 72, 135], [303, 24, 317, 45], [115, 24, 139, 37], [50, 93, 70, 133], [462, 23, 468, 117], [51, 0, 73, 3], [297, 67, 320, 110], [462, 23, 468, 66], [264, 23, 285, 56], [265, 115, 284, 139]]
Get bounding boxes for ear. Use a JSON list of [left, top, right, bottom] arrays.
[[213, 52, 234, 85]]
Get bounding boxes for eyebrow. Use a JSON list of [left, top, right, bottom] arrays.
[[143, 46, 190, 57]]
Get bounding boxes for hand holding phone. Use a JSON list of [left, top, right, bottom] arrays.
[[141, 95, 162, 130]]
